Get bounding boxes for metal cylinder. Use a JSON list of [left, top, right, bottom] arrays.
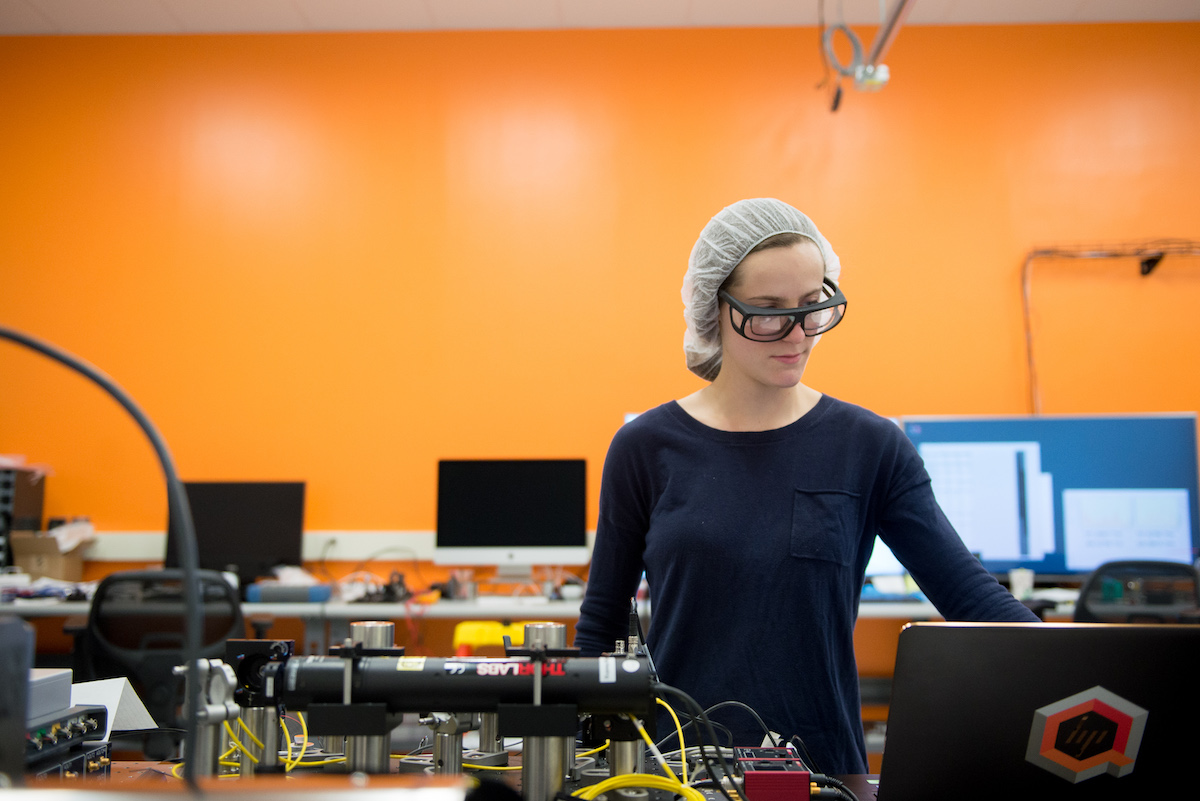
[[345, 621, 395, 774], [562, 737, 578, 782], [523, 735, 565, 801], [238, 706, 280, 775], [478, 713, 504, 753], [523, 622, 567, 649], [350, 620, 396, 648], [345, 733, 392, 774], [189, 720, 223, 777], [609, 739, 644, 776], [523, 623, 575, 782], [433, 732, 464, 774]]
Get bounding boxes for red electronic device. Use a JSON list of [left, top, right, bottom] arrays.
[[735, 745, 812, 801]]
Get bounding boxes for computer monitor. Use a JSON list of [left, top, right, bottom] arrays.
[[434, 459, 590, 580], [165, 481, 306, 594], [903, 414, 1199, 581]]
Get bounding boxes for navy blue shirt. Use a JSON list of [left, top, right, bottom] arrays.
[[574, 395, 1039, 773]]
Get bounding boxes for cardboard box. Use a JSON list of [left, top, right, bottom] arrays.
[[9, 532, 84, 582]]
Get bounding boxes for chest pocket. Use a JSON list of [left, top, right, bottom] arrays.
[[790, 489, 861, 566]]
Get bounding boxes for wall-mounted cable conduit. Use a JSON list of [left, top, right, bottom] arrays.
[[1021, 240, 1200, 415]]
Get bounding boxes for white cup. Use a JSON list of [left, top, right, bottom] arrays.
[[1009, 568, 1035, 600]]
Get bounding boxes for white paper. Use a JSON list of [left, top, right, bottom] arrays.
[[71, 677, 157, 739], [46, 520, 96, 554]]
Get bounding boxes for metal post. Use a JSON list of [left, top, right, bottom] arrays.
[[521, 622, 575, 795], [609, 740, 644, 776], [238, 705, 280, 775], [344, 622, 395, 774], [522, 735, 565, 801], [176, 659, 238, 778], [433, 731, 464, 774], [478, 713, 504, 753]]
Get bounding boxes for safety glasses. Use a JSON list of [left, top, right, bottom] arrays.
[[718, 277, 847, 341]]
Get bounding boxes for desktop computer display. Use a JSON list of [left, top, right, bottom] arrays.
[[902, 414, 1198, 580], [434, 459, 589, 580], [165, 481, 306, 594]]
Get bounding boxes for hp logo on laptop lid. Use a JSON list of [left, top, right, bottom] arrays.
[[1025, 685, 1149, 783]]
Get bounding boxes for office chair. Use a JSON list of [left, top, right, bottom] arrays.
[[71, 569, 246, 729], [1073, 560, 1200, 623]]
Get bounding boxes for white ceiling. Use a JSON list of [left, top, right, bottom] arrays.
[[2, 0, 1198, 36]]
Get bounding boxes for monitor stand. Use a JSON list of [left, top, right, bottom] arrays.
[[493, 563, 536, 584]]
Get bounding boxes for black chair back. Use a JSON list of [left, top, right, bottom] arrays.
[[1074, 559, 1200, 623], [75, 569, 245, 728]]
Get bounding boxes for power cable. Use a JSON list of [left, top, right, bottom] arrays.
[[0, 326, 204, 789]]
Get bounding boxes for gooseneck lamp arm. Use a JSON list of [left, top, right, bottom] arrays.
[[0, 325, 204, 791]]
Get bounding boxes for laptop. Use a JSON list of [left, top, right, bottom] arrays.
[[876, 622, 1200, 801]]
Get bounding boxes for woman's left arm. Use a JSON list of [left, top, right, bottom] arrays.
[[879, 473, 1041, 623]]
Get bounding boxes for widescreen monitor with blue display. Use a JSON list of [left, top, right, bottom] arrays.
[[898, 413, 1199, 581]]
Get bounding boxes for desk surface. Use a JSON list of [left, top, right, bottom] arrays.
[[3, 597, 588, 655], [1, 597, 586, 619], [5, 596, 940, 657], [96, 761, 879, 800], [1, 597, 940, 620]]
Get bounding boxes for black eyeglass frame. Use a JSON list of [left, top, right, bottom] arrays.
[[718, 277, 848, 342]]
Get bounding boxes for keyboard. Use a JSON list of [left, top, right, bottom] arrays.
[[472, 595, 551, 606]]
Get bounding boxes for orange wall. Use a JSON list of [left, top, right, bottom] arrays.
[[1, 23, 1198, 535]]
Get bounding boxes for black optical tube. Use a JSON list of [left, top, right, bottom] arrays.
[[266, 655, 655, 717]]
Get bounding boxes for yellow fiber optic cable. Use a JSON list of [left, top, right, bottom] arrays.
[[238, 718, 265, 749], [281, 716, 294, 765], [630, 716, 678, 783], [575, 739, 610, 758], [573, 773, 706, 801], [277, 709, 312, 771], [291, 757, 347, 767], [656, 697, 688, 782], [222, 721, 260, 764]]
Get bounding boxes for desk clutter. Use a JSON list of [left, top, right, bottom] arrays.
[[8, 618, 871, 801], [11, 619, 1199, 801], [0, 561, 584, 609]]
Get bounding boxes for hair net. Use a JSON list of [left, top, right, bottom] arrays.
[[682, 198, 842, 381]]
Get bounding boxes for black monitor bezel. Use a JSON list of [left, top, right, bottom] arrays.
[[435, 458, 588, 553], [165, 480, 306, 594]]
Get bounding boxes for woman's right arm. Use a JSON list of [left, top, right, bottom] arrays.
[[574, 520, 646, 655], [573, 426, 653, 656]]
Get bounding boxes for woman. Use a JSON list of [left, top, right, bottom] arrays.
[[573, 198, 1039, 774]]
